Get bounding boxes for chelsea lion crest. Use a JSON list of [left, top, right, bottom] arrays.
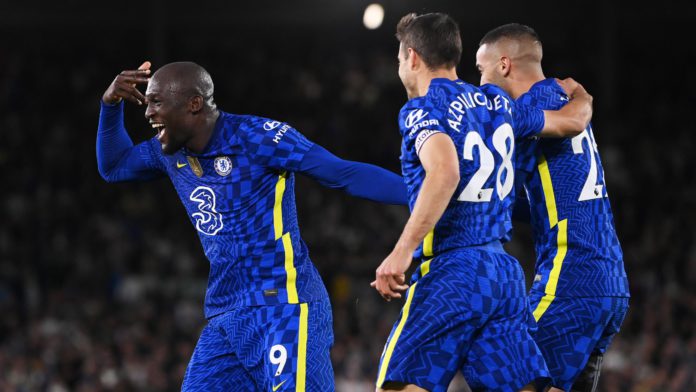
[[214, 156, 232, 176]]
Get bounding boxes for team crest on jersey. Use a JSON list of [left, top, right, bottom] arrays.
[[404, 109, 429, 129], [214, 156, 233, 176], [189, 186, 224, 236]]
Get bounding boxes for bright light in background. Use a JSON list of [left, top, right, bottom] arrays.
[[363, 4, 384, 30]]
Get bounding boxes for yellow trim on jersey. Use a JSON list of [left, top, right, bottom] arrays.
[[420, 259, 432, 277], [532, 153, 569, 321], [376, 282, 418, 387], [537, 154, 558, 227], [296, 303, 309, 391], [283, 233, 299, 304], [273, 172, 298, 304], [273, 172, 287, 240], [423, 229, 434, 257]]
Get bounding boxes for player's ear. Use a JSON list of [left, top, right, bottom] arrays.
[[407, 47, 419, 70], [499, 56, 511, 77], [190, 96, 204, 113]]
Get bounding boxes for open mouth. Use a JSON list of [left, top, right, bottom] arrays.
[[150, 122, 166, 141]]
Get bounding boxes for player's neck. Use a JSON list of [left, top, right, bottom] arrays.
[[509, 67, 545, 99], [185, 109, 221, 154], [417, 68, 458, 97]]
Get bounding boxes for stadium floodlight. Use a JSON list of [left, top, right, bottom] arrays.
[[363, 4, 384, 30]]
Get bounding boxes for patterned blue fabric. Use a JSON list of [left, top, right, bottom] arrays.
[[182, 299, 334, 391], [515, 78, 629, 297], [136, 113, 329, 318], [528, 292, 628, 390], [398, 79, 545, 255], [377, 246, 549, 391]]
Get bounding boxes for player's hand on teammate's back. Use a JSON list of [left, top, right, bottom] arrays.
[[555, 77, 592, 102], [102, 61, 151, 106], [371, 248, 411, 301]]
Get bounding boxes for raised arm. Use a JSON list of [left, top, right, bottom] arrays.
[[97, 62, 164, 182], [297, 144, 408, 205], [372, 133, 459, 300], [538, 78, 593, 138]]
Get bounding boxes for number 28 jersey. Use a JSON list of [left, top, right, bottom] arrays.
[[399, 78, 545, 257], [515, 78, 629, 297]]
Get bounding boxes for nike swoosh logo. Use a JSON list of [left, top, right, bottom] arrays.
[[176, 161, 187, 169], [272, 379, 287, 391]]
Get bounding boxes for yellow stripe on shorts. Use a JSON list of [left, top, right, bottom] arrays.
[[295, 303, 308, 391], [376, 282, 418, 387]]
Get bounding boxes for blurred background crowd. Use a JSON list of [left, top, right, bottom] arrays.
[[1, 1, 694, 391]]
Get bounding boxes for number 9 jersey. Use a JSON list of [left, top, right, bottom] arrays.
[[399, 78, 545, 257]]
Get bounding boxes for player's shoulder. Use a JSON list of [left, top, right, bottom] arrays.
[[233, 113, 297, 144], [235, 113, 282, 134], [398, 96, 431, 133], [479, 83, 516, 108], [479, 82, 510, 98], [518, 78, 567, 106]]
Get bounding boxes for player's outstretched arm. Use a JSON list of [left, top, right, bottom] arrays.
[[371, 133, 459, 300], [539, 78, 593, 138], [297, 144, 408, 205], [97, 62, 163, 182]]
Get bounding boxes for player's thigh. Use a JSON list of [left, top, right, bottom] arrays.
[[462, 282, 549, 392], [254, 299, 334, 391], [528, 293, 624, 391], [376, 254, 486, 392], [182, 323, 256, 392]]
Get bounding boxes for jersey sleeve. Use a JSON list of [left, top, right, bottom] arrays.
[[399, 99, 449, 157], [238, 117, 315, 171], [511, 101, 545, 139], [298, 144, 408, 205], [96, 101, 165, 182]]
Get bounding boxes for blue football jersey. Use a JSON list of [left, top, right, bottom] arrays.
[[137, 113, 328, 318], [515, 78, 629, 298], [399, 78, 545, 257]]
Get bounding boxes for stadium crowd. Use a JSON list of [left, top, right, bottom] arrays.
[[1, 19, 694, 392]]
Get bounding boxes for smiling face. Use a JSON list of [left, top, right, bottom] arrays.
[[475, 43, 508, 89], [145, 73, 193, 155]]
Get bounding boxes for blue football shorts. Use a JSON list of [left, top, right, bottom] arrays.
[[182, 298, 334, 391], [528, 290, 629, 391], [376, 242, 550, 392]]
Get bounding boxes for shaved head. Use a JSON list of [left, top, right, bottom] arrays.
[[148, 62, 215, 107], [479, 23, 542, 67]]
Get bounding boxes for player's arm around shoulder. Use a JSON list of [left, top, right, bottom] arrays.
[[539, 78, 593, 138]]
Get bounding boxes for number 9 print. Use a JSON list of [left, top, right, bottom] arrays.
[[269, 344, 288, 376]]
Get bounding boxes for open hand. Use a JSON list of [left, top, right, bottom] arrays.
[[102, 61, 151, 105]]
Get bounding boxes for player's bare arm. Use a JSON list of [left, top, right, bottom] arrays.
[[371, 133, 459, 301], [102, 61, 151, 105], [539, 78, 593, 138]]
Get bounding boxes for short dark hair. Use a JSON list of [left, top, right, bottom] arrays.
[[479, 23, 541, 47], [396, 12, 462, 70]]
